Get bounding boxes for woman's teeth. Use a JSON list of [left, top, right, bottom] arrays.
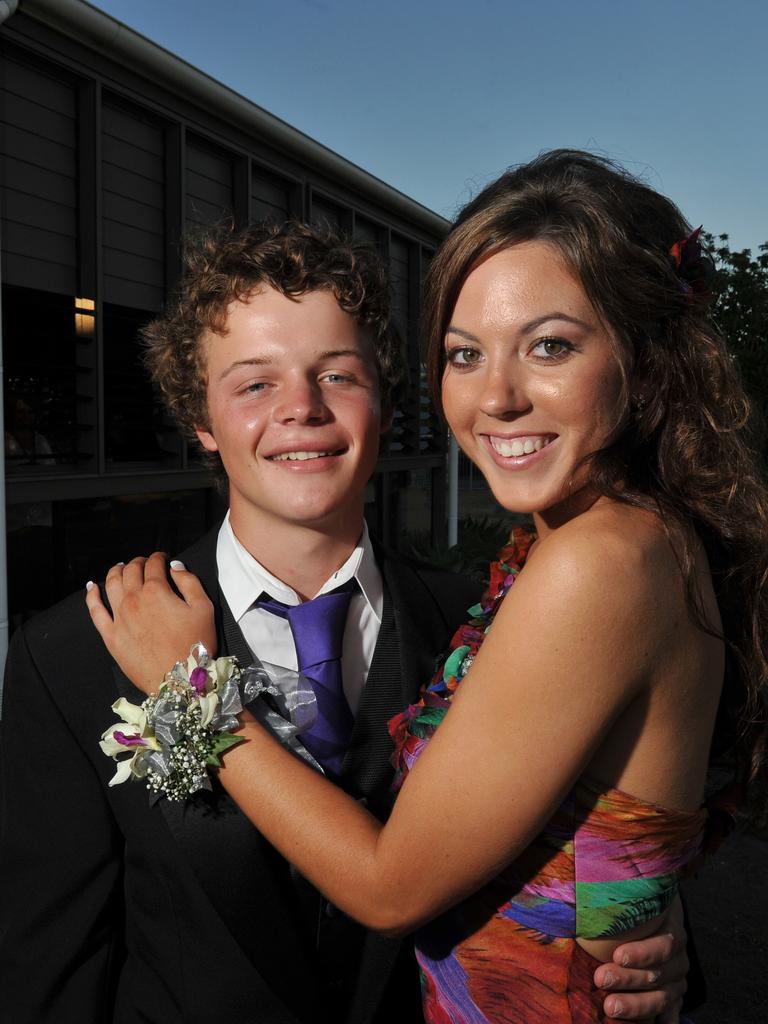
[[490, 436, 550, 458]]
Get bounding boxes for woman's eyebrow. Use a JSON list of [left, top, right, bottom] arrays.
[[520, 312, 594, 334], [445, 326, 480, 342], [446, 313, 594, 343]]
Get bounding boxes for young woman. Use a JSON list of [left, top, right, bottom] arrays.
[[88, 151, 768, 1022]]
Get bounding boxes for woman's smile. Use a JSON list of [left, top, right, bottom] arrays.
[[483, 432, 558, 466]]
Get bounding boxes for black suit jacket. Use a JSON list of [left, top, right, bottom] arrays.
[[0, 527, 480, 1024]]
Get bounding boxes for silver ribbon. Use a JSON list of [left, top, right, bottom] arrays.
[[241, 661, 323, 772]]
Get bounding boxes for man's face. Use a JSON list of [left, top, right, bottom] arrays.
[[196, 288, 384, 541]]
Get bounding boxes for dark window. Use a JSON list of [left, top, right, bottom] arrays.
[[3, 284, 94, 474], [103, 303, 182, 469]]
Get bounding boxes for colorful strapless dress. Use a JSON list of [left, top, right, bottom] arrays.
[[388, 528, 711, 1024]]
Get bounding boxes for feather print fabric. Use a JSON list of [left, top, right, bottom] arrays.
[[389, 529, 708, 1023]]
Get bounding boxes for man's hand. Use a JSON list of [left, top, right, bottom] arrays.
[[86, 552, 217, 693], [594, 897, 688, 1021]]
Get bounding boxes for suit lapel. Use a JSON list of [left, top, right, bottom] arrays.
[[114, 526, 315, 1020], [342, 546, 461, 801]]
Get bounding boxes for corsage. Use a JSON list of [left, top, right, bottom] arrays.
[[100, 643, 244, 802]]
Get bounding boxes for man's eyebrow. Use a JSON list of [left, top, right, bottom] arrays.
[[218, 357, 272, 382], [316, 348, 367, 361], [446, 312, 594, 342], [218, 349, 367, 381]]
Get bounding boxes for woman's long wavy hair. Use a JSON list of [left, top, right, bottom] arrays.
[[424, 150, 768, 797]]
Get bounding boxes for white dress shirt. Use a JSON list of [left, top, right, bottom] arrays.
[[216, 513, 384, 714]]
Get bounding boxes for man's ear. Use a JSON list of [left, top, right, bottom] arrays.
[[194, 426, 218, 453]]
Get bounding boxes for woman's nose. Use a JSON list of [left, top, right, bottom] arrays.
[[478, 364, 530, 418]]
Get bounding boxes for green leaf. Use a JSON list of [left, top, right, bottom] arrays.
[[205, 732, 245, 767]]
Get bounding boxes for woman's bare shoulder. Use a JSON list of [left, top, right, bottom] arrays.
[[521, 503, 685, 628]]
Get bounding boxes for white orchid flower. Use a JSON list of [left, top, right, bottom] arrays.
[[99, 699, 160, 787]]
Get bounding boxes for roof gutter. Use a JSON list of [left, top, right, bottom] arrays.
[[17, 0, 449, 236]]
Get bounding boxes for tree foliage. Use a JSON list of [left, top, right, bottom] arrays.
[[705, 232, 768, 442]]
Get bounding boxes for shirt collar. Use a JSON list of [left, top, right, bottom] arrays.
[[217, 512, 383, 624]]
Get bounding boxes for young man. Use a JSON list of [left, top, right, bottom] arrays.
[[0, 222, 694, 1022]]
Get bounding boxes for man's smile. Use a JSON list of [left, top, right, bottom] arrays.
[[267, 448, 345, 462]]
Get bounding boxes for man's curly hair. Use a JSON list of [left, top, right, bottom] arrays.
[[143, 220, 403, 442]]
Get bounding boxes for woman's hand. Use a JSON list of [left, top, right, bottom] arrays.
[[85, 552, 217, 695]]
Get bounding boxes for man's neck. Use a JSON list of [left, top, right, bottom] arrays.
[[228, 510, 365, 600]]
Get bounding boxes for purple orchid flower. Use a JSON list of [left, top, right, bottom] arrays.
[[113, 730, 147, 748], [189, 666, 209, 695]]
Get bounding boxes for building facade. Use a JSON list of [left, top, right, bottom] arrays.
[[0, 0, 449, 629]]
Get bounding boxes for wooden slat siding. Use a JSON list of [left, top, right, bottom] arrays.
[[418, 248, 441, 454], [353, 216, 383, 250], [102, 99, 165, 310], [389, 235, 409, 336], [251, 168, 289, 224], [0, 55, 77, 293], [386, 236, 410, 454], [186, 136, 234, 227], [311, 195, 343, 230]]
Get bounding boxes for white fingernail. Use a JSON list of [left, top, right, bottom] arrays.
[[602, 971, 616, 988], [170, 560, 185, 570], [117, 561, 125, 567], [85, 581, 94, 592]]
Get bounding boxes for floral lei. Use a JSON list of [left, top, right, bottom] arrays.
[[389, 526, 535, 791]]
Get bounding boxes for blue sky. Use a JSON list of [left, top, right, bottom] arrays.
[[90, 0, 767, 253]]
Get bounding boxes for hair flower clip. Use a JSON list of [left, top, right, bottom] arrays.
[[669, 226, 715, 296]]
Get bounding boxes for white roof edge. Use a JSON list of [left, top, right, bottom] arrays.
[[15, 0, 450, 237]]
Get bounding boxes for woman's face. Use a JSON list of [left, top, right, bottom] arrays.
[[441, 241, 625, 533]]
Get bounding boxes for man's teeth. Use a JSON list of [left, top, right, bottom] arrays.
[[490, 436, 550, 458], [271, 450, 334, 461]]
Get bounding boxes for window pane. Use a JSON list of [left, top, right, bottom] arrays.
[[3, 284, 94, 474], [103, 302, 182, 469]]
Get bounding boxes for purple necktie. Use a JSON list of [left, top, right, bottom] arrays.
[[256, 582, 355, 775]]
